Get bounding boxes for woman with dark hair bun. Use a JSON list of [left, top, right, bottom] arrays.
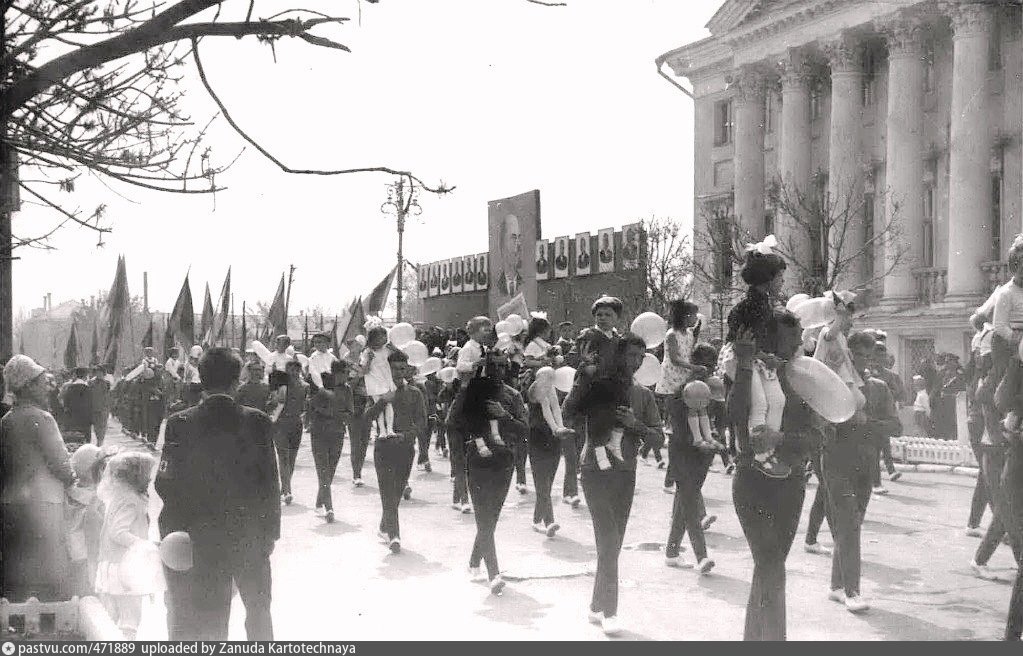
[[725, 238, 788, 347], [728, 308, 816, 640]]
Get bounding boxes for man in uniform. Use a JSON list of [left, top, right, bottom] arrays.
[[155, 347, 279, 640], [60, 367, 92, 450]]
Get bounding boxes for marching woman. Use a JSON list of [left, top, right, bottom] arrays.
[[563, 332, 648, 636], [527, 367, 572, 537], [450, 344, 528, 595], [728, 309, 815, 640], [655, 299, 705, 486], [308, 361, 354, 523]]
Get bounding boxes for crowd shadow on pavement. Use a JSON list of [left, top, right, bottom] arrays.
[[694, 572, 751, 610], [861, 559, 922, 590], [309, 519, 360, 537], [475, 587, 553, 629], [856, 607, 975, 641], [542, 534, 596, 564], [375, 547, 448, 580]]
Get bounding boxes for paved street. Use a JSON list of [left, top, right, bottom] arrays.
[[121, 421, 1018, 641]]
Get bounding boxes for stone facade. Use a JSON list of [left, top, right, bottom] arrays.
[[662, 0, 1023, 384]]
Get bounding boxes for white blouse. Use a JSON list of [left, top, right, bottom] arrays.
[[749, 360, 785, 433], [524, 338, 551, 358]]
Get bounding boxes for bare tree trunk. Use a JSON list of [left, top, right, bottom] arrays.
[[1, 120, 14, 364]]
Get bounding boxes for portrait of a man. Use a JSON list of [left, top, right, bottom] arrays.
[[452, 259, 463, 287], [441, 262, 450, 292], [599, 233, 614, 265], [555, 238, 569, 272], [622, 224, 641, 270], [536, 241, 549, 276], [477, 254, 488, 288], [577, 234, 591, 272], [497, 213, 524, 297]]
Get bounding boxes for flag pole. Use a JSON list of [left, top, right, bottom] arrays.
[[230, 293, 235, 349]]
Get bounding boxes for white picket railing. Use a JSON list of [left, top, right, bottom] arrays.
[[891, 436, 979, 468]]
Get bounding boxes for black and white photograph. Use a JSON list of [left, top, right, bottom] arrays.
[[2, 0, 1022, 646]]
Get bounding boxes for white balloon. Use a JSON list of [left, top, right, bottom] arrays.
[[402, 340, 429, 367], [786, 356, 857, 423], [494, 320, 511, 337], [296, 353, 309, 369], [786, 293, 811, 312], [792, 297, 837, 330], [420, 357, 442, 376], [438, 366, 457, 383], [506, 314, 525, 336], [159, 531, 193, 572], [285, 345, 296, 358], [554, 366, 576, 393], [388, 323, 416, 348], [251, 340, 272, 365], [630, 312, 668, 349], [633, 353, 661, 387]]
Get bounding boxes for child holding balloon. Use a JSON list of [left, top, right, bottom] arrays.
[[95, 451, 159, 640]]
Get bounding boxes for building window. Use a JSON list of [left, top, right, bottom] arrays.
[[712, 206, 734, 291], [714, 100, 733, 146], [764, 92, 775, 135], [863, 193, 875, 281], [861, 50, 877, 107], [923, 39, 936, 92], [764, 209, 775, 236], [992, 173, 1003, 260], [810, 81, 823, 120], [990, 19, 1002, 70], [923, 185, 934, 267]]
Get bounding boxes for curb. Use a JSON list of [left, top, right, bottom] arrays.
[[893, 462, 979, 477]]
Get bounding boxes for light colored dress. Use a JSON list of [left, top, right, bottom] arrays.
[[361, 347, 397, 397], [655, 328, 693, 395]]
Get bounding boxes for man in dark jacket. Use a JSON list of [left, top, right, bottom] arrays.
[[60, 367, 92, 449], [155, 347, 280, 641], [88, 366, 111, 446]]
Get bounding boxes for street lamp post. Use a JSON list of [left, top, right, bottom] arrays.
[[381, 176, 422, 323]]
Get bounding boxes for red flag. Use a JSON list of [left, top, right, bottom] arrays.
[[240, 301, 248, 351], [267, 274, 288, 338], [200, 283, 214, 347], [141, 317, 154, 348], [341, 297, 366, 345], [101, 256, 130, 369], [213, 267, 232, 345], [364, 265, 398, 316], [167, 274, 194, 349], [90, 319, 100, 366], [64, 322, 80, 370]]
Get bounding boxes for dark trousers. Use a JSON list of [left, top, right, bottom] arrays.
[[529, 442, 561, 526], [1002, 443, 1023, 640], [415, 429, 432, 465], [970, 441, 992, 529], [91, 410, 109, 445], [666, 449, 713, 561], [311, 430, 344, 511], [164, 541, 273, 641], [581, 468, 636, 618], [975, 447, 1022, 565], [562, 430, 584, 498], [272, 417, 303, 496], [822, 439, 874, 596], [348, 398, 370, 479], [448, 427, 469, 505], [805, 450, 831, 545], [733, 463, 806, 641], [467, 447, 514, 580], [374, 435, 414, 539], [513, 441, 528, 486], [871, 433, 896, 486]]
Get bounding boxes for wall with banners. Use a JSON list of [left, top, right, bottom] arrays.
[[422, 226, 646, 330]]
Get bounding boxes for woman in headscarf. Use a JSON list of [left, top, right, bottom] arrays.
[[1, 354, 76, 601]]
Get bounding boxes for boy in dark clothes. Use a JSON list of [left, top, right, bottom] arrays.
[[366, 350, 426, 553]]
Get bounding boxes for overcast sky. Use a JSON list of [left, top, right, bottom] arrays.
[[12, 0, 720, 318]]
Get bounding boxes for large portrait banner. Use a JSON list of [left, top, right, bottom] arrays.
[[488, 190, 540, 318]]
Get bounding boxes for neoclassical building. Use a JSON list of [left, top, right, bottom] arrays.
[[662, 0, 1022, 380]]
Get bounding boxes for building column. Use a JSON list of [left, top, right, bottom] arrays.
[[879, 15, 925, 305], [732, 66, 766, 238], [777, 48, 813, 293], [946, 2, 994, 301], [824, 35, 864, 292]]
